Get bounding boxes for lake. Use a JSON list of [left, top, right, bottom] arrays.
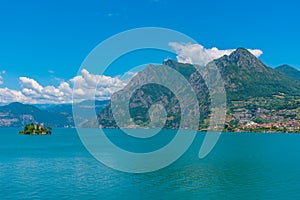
[[1, 128, 300, 199]]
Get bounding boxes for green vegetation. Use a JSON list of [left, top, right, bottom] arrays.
[[19, 123, 52, 135], [223, 96, 300, 133], [275, 64, 300, 82], [97, 49, 300, 133]]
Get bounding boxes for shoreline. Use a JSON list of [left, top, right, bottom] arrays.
[[0, 127, 299, 134]]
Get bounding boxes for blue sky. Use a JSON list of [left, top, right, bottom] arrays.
[[0, 0, 299, 103]]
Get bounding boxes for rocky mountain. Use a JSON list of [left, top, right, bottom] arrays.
[[214, 48, 300, 100], [96, 48, 300, 129], [275, 64, 300, 82]]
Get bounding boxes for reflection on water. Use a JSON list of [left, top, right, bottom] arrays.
[[1, 129, 300, 199]]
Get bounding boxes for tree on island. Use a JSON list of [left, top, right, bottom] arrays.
[[19, 123, 52, 135]]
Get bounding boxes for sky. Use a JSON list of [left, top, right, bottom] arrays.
[[0, 0, 299, 104]]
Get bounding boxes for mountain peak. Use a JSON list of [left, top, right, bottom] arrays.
[[9, 102, 24, 106], [235, 47, 251, 53], [228, 48, 257, 63], [212, 47, 267, 73], [276, 64, 297, 70], [275, 64, 300, 82]]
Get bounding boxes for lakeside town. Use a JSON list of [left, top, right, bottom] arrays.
[[222, 96, 300, 133]]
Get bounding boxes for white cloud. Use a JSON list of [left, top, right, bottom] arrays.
[[18, 77, 72, 104], [0, 88, 28, 103], [0, 69, 128, 104], [58, 82, 72, 94], [70, 69, 126, 101], [19, 77, 43, 93], [169, 42, 263, 66]]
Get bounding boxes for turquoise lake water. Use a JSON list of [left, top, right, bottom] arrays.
[[1, 128, 300, 199]]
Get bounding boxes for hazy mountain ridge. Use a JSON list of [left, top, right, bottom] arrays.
[[0, 102, 74, 128], [275, 64, 300, 82], [0, 100, 109, 128]]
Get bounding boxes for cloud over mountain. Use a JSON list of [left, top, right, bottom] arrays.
[[0, 43, 263, 104], [169, 42, 263, 66], [0, 69, 127, 104]]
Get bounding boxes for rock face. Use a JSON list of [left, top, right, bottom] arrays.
[[215, 48, 300, 100], [97, 48, 300, 129]]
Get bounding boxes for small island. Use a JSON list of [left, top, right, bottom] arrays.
[[19, 123, 52, 135]]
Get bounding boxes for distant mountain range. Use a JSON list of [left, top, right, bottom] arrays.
[[0, 100, 109, 128], [0, 102, 73, 128], [97, 48, 300, 130]]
